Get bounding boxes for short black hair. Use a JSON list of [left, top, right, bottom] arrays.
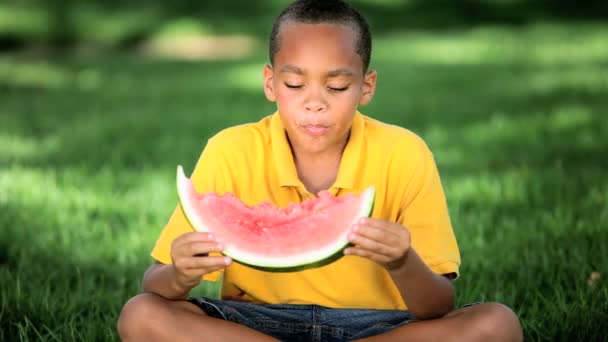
[[269, 0, 372, 72]]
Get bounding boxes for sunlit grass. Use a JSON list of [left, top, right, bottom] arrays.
[[70, 6, 161, 45], [0, 59, 71, 89], [0, 4, 50, 39], [374, 23, 608, 65], [224, 62, 267, 91], [0, 57, 104, 92]]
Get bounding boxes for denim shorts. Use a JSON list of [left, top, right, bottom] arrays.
[[188, 297, 417, 341]]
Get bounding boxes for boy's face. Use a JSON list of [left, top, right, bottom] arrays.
[[263, 22, 377, 155]]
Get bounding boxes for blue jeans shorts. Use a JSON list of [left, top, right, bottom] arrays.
[[188, 297, 417, 341]]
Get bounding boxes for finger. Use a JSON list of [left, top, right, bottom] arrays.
[[356, 217, 406, 236], [344, 247, 393, 264], [183, 263, 230, 279], [182, 255, 232, 270], [174, 231, 217, 246], [348, 231, 402, 258], [352, 224, 404, 249], [181, 241, 225, 258]]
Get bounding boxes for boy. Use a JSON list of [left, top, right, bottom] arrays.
[[118, 0, 523, 341]]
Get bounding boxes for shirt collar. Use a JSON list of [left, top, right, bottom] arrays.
[[270, 113, 301, 187]]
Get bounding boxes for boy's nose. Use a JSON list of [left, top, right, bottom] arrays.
[[304, 87, 328, 113], [305, 101, 326, 112]]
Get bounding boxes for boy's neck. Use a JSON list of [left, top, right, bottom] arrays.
[[289, 133, 350, 195]]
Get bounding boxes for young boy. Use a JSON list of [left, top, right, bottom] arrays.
[[118, 0, 523, 341]]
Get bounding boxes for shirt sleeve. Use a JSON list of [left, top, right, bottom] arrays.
[[150, 136, 229, 282], [395, 139, 461, 278]]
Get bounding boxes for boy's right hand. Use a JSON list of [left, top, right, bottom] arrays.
[[170, 232, 232, 291]]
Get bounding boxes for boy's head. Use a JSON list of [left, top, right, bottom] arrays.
[[269, 0, 372, 73], [263, 0, 377, 156]]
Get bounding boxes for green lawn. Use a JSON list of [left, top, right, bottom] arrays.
[[1, 22, 607, 341]]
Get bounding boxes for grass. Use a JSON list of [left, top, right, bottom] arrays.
[[1, 21, 608, 341]]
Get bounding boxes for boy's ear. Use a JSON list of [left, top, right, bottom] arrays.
[[359, 70, 377, 106], [263, 64, 276, 102]]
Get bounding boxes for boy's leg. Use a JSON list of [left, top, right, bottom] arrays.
[[117, 293, 278, 342], [354, 302, 522, 342]]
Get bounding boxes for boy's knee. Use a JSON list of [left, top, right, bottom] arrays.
[[476, 303, 523, 342], [117, 293, 166, 340]]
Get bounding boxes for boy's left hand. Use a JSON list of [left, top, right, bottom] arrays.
[[344, 217, 411, 269]]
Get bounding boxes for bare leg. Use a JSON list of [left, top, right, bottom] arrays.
[[354, 303, 523, 342], [117, 293, 278, 342]]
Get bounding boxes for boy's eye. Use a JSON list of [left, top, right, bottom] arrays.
[[328, 86, 349, 92], [285, 83, 303, 89]]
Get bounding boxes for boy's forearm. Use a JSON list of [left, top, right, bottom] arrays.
[[388, 248, 455, 320], [142, 263, 193, 300]]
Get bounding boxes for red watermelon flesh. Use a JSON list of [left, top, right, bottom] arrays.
[[176, 165, 375, 269]]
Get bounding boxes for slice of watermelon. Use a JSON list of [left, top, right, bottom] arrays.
[[176, 165, 375, 270]]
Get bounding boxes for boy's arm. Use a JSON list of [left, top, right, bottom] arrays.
[[143, 231, 231, 300], [143, 262, 191, 300], [346, 218, 455, 319], [386, 248, 455, 319], [145, 136, 234, 299], [377, 137, 460, 318]]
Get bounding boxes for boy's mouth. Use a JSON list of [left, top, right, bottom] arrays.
[[301, 124, 330, 136]]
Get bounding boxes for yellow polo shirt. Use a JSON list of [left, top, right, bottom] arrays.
[[151, 112, 460, 310]]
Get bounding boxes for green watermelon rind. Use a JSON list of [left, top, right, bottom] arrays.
[[176, 165, 376, 271]]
